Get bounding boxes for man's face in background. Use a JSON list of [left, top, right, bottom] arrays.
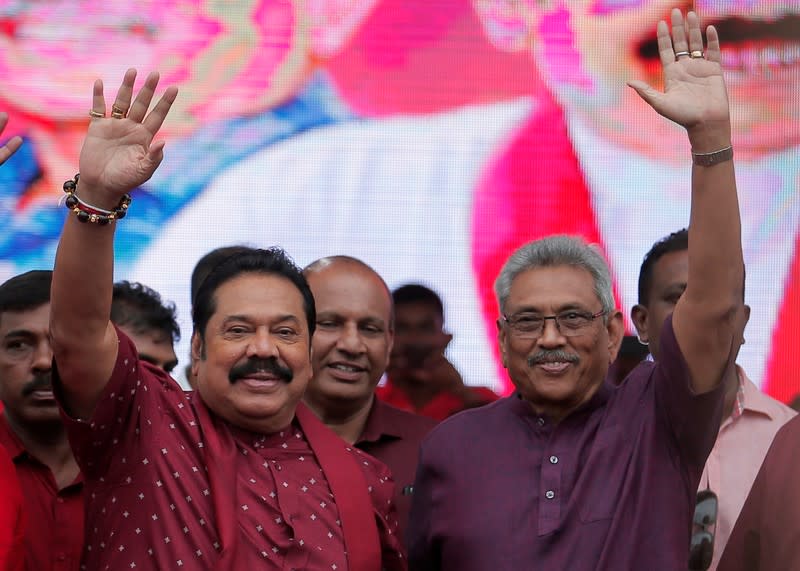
[[528, 0, 799, 160]]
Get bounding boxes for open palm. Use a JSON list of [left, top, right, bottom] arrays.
[[78, 69, 178, 199], [629, 10, 729, 133]]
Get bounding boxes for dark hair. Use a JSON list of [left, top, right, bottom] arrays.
[[0, 270, 52, 319], [190, 245, 253, 306], [111, 281, 180, 343], [392, 284, 444, 318], [192, 247, 316, 342], [637, 229, 689, 306]]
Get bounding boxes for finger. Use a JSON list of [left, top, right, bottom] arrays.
[[686, 11, 704, 55], [0, 135, 23, 164], [92, 79, 106, 118], [142, 86, 178, 136], [656, 20, 674, 68], [705, 25, 721, 64], [128, 71, 160, 124], [627, 80, 663, 110], [112, 68, 137, 117], [670, 8, 689, 58], [147, 140, 166, 168], [0, 111, 8, 131]]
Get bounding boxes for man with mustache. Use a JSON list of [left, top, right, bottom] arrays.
[[408, 9, 744, 569], [48, 70, 404, 570], [0, 270, 84, 571], [302, 256, 437, 538]]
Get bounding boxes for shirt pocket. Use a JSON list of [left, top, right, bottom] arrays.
[[577, 425, 634, 523]]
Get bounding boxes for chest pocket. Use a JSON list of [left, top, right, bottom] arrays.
[[577, 425, 634, 523]]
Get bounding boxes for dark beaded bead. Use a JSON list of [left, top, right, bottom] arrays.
[[65, 194, 78, 208], [63, 179, 77, 192], [76, 210, 90, 223], [97, 215, 110, 226], [115, 208, 127, 220]]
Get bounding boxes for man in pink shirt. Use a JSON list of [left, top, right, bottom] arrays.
[[632, 228, 796, 570]]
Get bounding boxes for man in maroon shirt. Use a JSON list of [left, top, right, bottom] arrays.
[[49, 70, 404, 570], [717, 414, 800, 571], [380, 284, 498, 420], [0, 270, 84, 571], [302, 256, 437, 537], [408, 9, 743, 570]]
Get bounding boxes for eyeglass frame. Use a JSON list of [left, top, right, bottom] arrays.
[[501, 308, 607, 339]]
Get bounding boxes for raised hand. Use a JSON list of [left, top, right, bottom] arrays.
[[0, 112, 23, 165], [78, 69, 178, 203], [628, 9, 730, 152]]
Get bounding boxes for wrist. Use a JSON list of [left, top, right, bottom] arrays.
[[75, 183, 122, 212], [687, 121, 732, 154]]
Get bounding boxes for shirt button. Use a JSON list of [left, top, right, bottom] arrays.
[[56, 497, 65, 504], [549, 455, 559, 465], [537, 418, 545, 426], [545, 490, 556, 500]]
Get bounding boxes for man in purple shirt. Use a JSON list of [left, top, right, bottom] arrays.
[[407, 9, 743, 570]]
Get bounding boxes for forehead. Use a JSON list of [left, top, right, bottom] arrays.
[[506, 266, 600, 311], [212, 273, 306, 321], [650, 250, 689, 291], [0, 303, 50, 335], [308, 266, 391, 320], [395, 301, 441, 324]]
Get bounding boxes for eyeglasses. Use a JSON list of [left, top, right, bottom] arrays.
[[688, 490, 718, 571], [501, 309, 606, 339]]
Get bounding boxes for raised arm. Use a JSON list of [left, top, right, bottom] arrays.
[[629, 9, 742, 393], [50, 69, 177, 419]]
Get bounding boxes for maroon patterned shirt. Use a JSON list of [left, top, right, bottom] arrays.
[[56, 329, 403, 570]]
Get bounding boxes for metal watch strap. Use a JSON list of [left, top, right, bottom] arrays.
[[692, 145, 733, 167]]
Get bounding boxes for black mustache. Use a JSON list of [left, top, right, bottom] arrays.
[[228, 358, 293, 384], [21, 373, 53, 397], [527, 350, 580, 367]]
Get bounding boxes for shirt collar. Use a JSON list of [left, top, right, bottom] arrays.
[[736, 366, 781, 420], [508, 380, 613, 423]]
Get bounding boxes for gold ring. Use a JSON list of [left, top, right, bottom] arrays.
[[111, 105, 127, 119], [690, 50, 704, 59], [89, 110, 105, 118]]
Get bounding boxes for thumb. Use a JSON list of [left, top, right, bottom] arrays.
[[627, 80, 662, 109], [147, 140, 166, 166]]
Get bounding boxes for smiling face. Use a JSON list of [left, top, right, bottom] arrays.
[[305, 263, 393, 411], [498, 265, 624, 418], [191, 272, 313, 434], [0, 303, 60, 426], [533, 0, 800, 159]]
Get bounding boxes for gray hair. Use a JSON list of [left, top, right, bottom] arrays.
[[494, 235, 615, 316]]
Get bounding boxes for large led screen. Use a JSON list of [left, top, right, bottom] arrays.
[[1, 1, 798, 402]]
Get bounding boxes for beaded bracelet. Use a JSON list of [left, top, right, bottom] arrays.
[[62, 174, 131, 225]]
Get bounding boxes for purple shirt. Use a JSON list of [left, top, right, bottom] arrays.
[[407, 316, 725, 570], [717, 413, 800, 571]]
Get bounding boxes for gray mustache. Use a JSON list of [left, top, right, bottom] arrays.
[[527, 350, 580, 367]]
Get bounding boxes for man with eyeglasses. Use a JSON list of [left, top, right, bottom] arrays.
[[407, 9, 743, 570], [631, 229, 796, 571]]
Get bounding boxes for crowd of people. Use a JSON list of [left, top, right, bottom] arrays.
[[1, 8, 798, 571]]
